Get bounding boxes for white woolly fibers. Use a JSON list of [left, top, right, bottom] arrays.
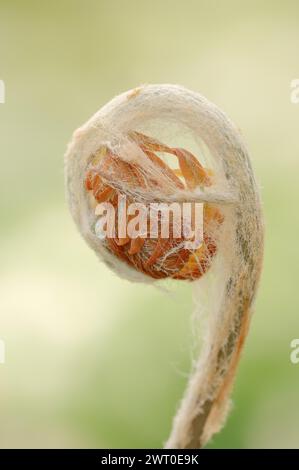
[[65, 84, 264, 448]]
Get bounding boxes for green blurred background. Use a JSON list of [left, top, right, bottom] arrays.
[[0, 0, 299, 448]]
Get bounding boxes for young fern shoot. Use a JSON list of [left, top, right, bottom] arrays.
[[65, 84, 264, 448]]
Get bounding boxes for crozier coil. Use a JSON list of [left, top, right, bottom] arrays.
[[65, 84, 264, 448]]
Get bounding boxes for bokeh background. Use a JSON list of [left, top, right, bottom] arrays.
[[1, 0, 299, 448]]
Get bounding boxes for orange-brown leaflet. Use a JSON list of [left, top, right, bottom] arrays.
[[84, 132, 223, 281]]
